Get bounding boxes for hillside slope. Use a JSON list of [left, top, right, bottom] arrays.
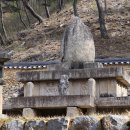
[[2, 0, 130, 62]]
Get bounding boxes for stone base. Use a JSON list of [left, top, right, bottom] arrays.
[[62, 62, 103, 69], [66, 107, 82, 117], [87, 108, 96, 115], [84, 62, 103, 68], [10, 95, 94, 109], [23, 108, 36, 117]]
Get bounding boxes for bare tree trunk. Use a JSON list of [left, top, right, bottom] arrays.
[[104, 0, 107, 14], [16, 0, 27, 28], [0, 1, 8, 41], [0, 33, 5, 45], [44, 0, 50, 18], [73, 0, 78, 16], [57, 0, 65, 12], [23, 2, 31, 26], [22, 0, 44, 24], [95, 0, 109, 38]]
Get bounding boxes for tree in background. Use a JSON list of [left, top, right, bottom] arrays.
[[73, 0, 78, 16], [57, 0, 65, 12], [22, 0, 44, 24], [95, 0, 109, 38], [43, 0, 50, 18], [0, 1, 8, 45]]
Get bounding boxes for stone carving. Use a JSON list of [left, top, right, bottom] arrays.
[[58, 75, 69, 95], [61, 16, 95, 67]]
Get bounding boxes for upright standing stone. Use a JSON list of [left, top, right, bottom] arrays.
[[0, 52, 10, 115], [0, 86, 3, 114], [61, 16, 95, 67], [66, 107, 82, 117], [24, 82, 34, 97], [23, 108, 36, 117], [87, 78, 96, 97]]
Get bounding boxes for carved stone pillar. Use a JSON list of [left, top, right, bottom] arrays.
[[58, 75, 69, 95]]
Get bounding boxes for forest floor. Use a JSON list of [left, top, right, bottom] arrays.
[[1, 0, 130, 62]]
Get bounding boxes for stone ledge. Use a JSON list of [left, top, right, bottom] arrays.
[[7, 95, 94, 109], [16, 67, 130, 86], [96, 97, 130, 108]]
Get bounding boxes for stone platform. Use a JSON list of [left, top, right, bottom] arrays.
[[9, 95, 94, 109]]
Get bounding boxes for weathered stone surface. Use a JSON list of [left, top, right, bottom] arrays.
[[101, 115, 129, 130], [24, 82, 34, 97], [23, 108, 36, 117], [87, 78, 96, 97], [61, 16, 95, 65], [66, 107, 82, 117], [1, 120, 24, 130], [96, 97, 130, 108], [24, 120, 46, 130], [16, 67, 130, 87], [70, 116, 99, 130], [10, 95, 94, 109], [58, 75, 69, 95], [47, 118, 69, 130], [84, 63, 103, 68]]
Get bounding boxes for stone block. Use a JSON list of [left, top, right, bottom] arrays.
[[23, 108, 36, 117], [24, 120, 46, 130], [70, 116, 99, 130], [84, 62, 103, 68], [24, 82, 34, 97], [1, 120, 24, 130], [87, 78, 96, 97], [47, 118, 69, 130], [66, 107, 81, 117], [10, 95, 94, 109], [101, 115, 129, 130]]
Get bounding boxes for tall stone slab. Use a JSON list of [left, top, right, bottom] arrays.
[[61, 16, 95, 67], [0, 52, 10, 115], [0, 86, 3, 114]]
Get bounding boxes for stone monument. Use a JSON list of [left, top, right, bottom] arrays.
[[61, 16, 95, 68], [6, 17, 130, 116]]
